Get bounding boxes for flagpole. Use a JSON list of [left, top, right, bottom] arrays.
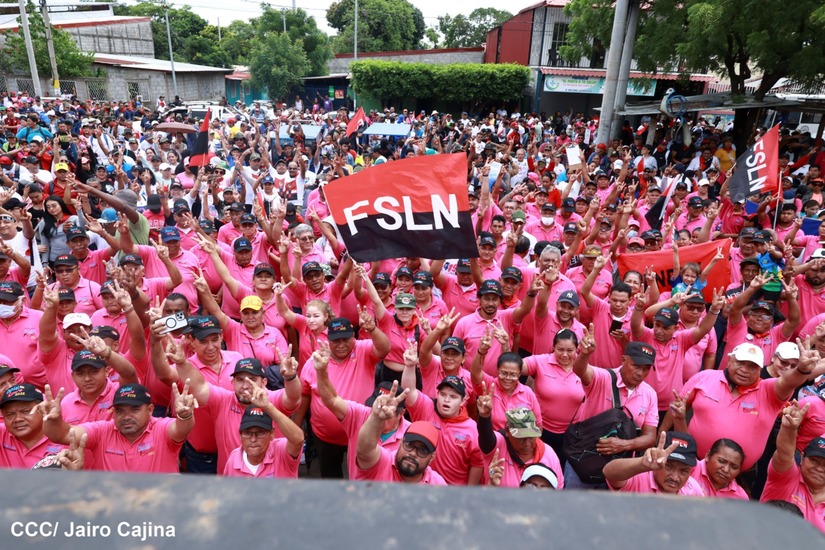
[[773, 169, 781, 230]]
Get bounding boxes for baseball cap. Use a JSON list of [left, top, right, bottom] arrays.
[[684, 293, 706, 305], [160, 226, 181, 242], [396, 266, 414, 279], [803, 436, 825, 459], [624, 341, 656, 365], [231, 357, 265, 378], [0, 383, 43, 406], [479, 234, 496, 247], [119, 254, 143, 266], [627, 237, 645, 248], [253, 263, 275, 277], [751, 231, 770, 243], [228, 202, 245, 212], [403, 421, 439, 453], [541, 203, 556, 212], [54, 162, 69, 172], [558, 290, 580, 306], [71, 350, 107, 371], [0, 359, 20, 379], [146, 194, 162, 210], [198, 219, 215, 234], [240, 213, 257, 225], [441, 337, 465, 354], [750, 301, 775, 315], [100, 208, 118, 223], [562, 197, 575, 212], [0, 281, 23, 300], [54, 254, 78, 267], [501, 266, 523, 282], [520, 464, 559, 489], [640, 230, 658, 241], [506, 408, 542, 438], [90, 325, 120, 341], [188, 315, 222, 340], [512, 211, 526, 224], [563, 222, 578, 234], [233, 237, 253, 252], [455, 259, 471, 273], [172, 199, 189, 215], [582, 245, 602, 258], [328, 317, 354, 340], [413, 271, 433, 288], [653, 307, 679, 327], [57, 287, 76, 302], [665, 431, 698, 466], [365, 381, 407, 409], [302, 261, 323, 276], [372, 272, 391, 286], [437, 375, 466, 398], [697, 178, 710, 187], [239, 405, 273, 431], [240, 295, 263, 311], [62, 312, 92, 329], [112, 384, 152, 406], [395, 293, 416, 309], [775, 341, 800, 361], [478, 279, 503, 297], [728, 343, 764, 366]]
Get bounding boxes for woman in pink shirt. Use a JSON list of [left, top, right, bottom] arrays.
[[275, 285, 332, 370], [690, 438, 748, 499]]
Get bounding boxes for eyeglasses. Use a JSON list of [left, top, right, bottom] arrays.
[[684, 305, 705, 313], [297, 236, 314, 242], [401, 440, 433, 458], [3, 406, 37, 420], [0, 215, 15, 222], [749, 311, 772, 319], [55, 268, 76, 275], [498, 371, 520, 380], [241, 430, 271, 440]]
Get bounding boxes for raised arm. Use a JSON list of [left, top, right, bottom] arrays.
[[311, 343, 347, 421], [603, 431, 679, 490], [580, 254, 608, 308], [771, 401, 809, 473], [355, 382, 409, 471]]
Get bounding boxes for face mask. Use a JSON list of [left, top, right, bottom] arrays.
[[0, 303, 17, 319], [541, 216, 554, 226]]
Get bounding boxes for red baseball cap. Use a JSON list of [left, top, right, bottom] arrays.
[[404, 421, 439, 453]]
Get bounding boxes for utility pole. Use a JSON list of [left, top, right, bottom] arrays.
[[595, 0, 630, 146], [217, 17, 221, 41], [18, 0, 42, 97], [39, 0, 60, 96], [161, 1, 178, 97], [282, 8, 286, 32], [353, 0, 358, 109], [611, 0, 639, 140]]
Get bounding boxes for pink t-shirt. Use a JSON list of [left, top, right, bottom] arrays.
[[39, 341, 76, 394], [0, 425, 65, 469], [474, 373, 543, 431], [795, 274, 825, 327], [634, 327, 697, 411], [797, 396, 825, 453], [587, 297, 632, 369], [77, 248, 114, 285], [287, 280, 344, 315], [435, 274, 479, 320], [300, 340, 380, 446], [222, 319, 288, 367], [720, 318, 787, 371], [232, 283, 291, 337], [184, 350, 243, 454], [49, 277, 102, 316], [352, 446, 447, 485], [0, 308, 47, 388], [761, 460, 825, 534], [680, 370, 786, 471], [217, 223, 242, 247], [136, 245, 200, 314], [611, 469, 706, 496], [452, 309, 518, 377], [531, 311, 585, 356], [420, 356, 474, 402], [406, 395, 484, 485], [341, 401, 409, 480], [516, 271, 577, 353], [524, 353, 585, 433], [679, 319, 718, 383], [565, 265, 612, 325], [61, 379, 118, 425], [89, 309, 130, 354], [223, 438, 300, 478], [690, 458, 748, 500], [573, 367, 659, 429], [481, 431, 564, 489], [81, 417, 181, 473], [798, 312, 825, 340]]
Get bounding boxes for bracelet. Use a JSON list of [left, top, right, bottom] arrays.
[[366, 326, 376, 333], [176, 413, 193, 421], [122, 306, 134, 314], [527, 292, 538, 298], [709, 309, 721, 315], [103, 348, 112, 360], [797, 369, 814, 376], [284, 375, 297, 382], [635, 307, 645, 311], [478, 351, 487, 356]]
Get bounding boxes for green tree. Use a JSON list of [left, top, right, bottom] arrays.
[[249, 33, 310, 101], [327, 0, 425, 54], [437, 8, 512, 48], [218, 20, 256, 66], [255, 7, 332, 76], [0, 3, 94, 77], [562, 0, 825, 144]]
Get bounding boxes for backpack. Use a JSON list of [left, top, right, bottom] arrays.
[[562, 369, 638, 484]]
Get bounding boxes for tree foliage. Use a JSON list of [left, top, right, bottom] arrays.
[[327, 0, 426, 54], [436, 8, 512, 48], [249, 33, 311, 101], [352, 60, 529, 104], [255, 6, 332, 76], [0, 3, 94, 78]]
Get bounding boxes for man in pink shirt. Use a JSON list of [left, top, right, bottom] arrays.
[[39, 293, 94, 393], [0, 383, 65, 468], [40, 381, 195, 473], [532, 289, 585, 355], [792, 256, 825, 323], [65, 224, 119, 285], [0, 281, 47, 388], [223, 397, 303, 478], [524, 203, 563, 242], [431, 258, 480, 320], [217, 202, 245, 247], [572, 246, 615, 327], [50, 255, 103, 316], [580, 255, 634, 368], [117, 252, 181, 307], [604, 431, 705, 496], [353, 384, 446, 485], [761, 402, 825, 534], [60, 347, 139, 426], [675, 196, 707, 234]]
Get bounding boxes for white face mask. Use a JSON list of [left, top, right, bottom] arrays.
[[541, 216, 554, 226], [0, 303, 17, 319]]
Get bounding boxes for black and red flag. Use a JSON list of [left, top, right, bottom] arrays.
[[727, 125, 779, 203], [346, 107, 369, 137], [323, 154, 479, 262], [188, 108, 212, 167]]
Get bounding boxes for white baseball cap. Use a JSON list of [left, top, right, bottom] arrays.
[[775, 342, 800, 361], [697, 178, 710, 186], [520, 464, 559, 489], [729, 343, 764, 366], [62, 312, 92, 329], [159, 163, 172, 171], [810, 249, 825, 260]]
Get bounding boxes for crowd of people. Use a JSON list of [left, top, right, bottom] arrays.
[[0, 91, 824, 534]]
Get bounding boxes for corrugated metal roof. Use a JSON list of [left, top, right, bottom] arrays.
[[93, 54, 231, 74]]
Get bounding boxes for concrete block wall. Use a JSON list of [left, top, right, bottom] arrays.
[[67, 21, 155, 57]]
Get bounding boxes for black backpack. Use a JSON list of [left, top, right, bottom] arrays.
[[562, 369, 638, 484]]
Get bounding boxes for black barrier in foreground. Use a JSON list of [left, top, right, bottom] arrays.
[[0, 470, 820, 549]]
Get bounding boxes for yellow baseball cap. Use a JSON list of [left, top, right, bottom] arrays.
[[240, 295, 263, 311], [54, 162, 70, 172]]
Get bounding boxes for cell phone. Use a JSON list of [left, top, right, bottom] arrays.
[[157, 311, 188, 335], [609, 319, 623, 333]]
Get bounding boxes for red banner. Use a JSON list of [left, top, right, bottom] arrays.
[[727, 125, 779, 203], [346, 107, 369, 137], [616, 239, 732, 299], [323, 154, 478, 262]]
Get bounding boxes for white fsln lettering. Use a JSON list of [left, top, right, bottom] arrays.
[[375, 197, 403, 231], [344, 200, 370, 236], [745, 138, 767, 192], [403, 196, 432, 230], [342, 194, 462, 235], [431, 194, 459, 230]]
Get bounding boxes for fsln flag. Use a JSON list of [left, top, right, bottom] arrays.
[[346, 107, 369, 137], [188, 109, 212, 167], [323, 154, 479, 263], [617, 238, 732, 300], [727, 125, 779, 203], [643, 173, 684, 230]]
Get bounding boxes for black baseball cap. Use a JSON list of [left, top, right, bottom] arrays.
[[231, 357, 265, 378], [112, 384, 152, 406], [234, 237, 253, 252], [396, 266, 414, 279], [478, 279, 503, 297], [665, 431, 698, 466], [253, 263, 275, 276], [624, 341, 656, 366], [0, 383, 42, 406], [90, 325, 120, 341], [54, 254, 78, 267], [57, 287, 76, 302], [365, 381, 407, 409], [302, 261, 323, 276], [653, 307, 679, 327], [750, 301, 775, 315], [804, 436, 825, 459], [328, 317, 354, 340], [501, 266, 523, 283], [455, 259, 471, 273], [199, 219, 215, 234], [437, 375, 466, 398], [0, 281, 23, 300], [562, 197, 575, 212], [563, 222, 578, 234], [172, 199, 190, 215], [413, 271, 434, 288], [119, 254, 143, 266], [228, 202, 245, 212], [240, 213, 257, 225], [71, 349, 107, 371], [558, 290, 580, 306], [65, 226, 87, 241], [441, 336, 465, 354], [372, 272, 391, 286], [239, 405, 273, 431], [188, 315, 222, 340]]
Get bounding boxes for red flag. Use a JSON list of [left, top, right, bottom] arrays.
[[324, 154, 479, 262], [727, 125, 779, 203], [617, 239, 732, 300], [346, 107, 369, 137], [188, 109, 212, 168]]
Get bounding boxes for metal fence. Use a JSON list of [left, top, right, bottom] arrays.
[[2, 75, 108, 100]]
